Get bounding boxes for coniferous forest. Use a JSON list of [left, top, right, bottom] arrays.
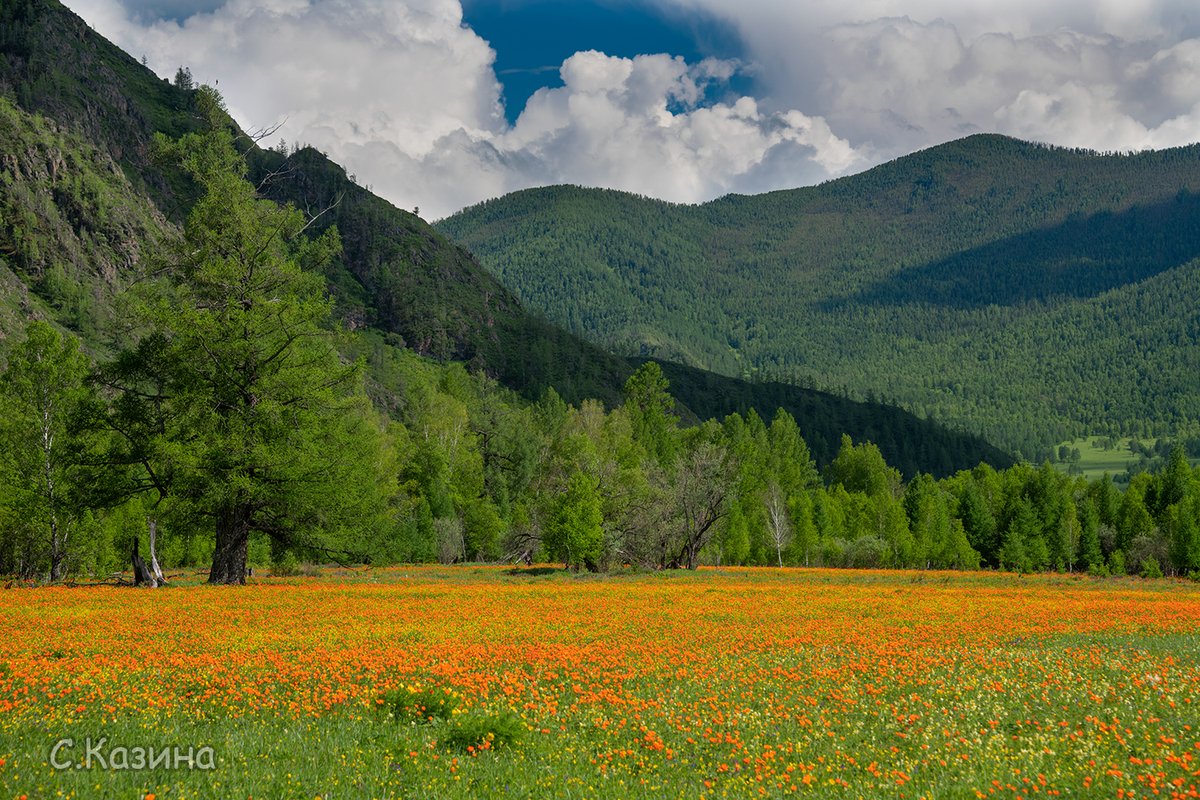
[[440, 144, 1200, 461]]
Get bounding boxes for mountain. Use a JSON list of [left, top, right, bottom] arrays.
[[0, 0, 1010, 477], [439, 137, 1200, 458], [0, 93, 173, 340]]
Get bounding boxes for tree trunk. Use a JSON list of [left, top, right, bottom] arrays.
[[148, 516, 166, 584], [48, 516, 66, 582], [132, 536, 156, 587], [209, 504, 251, 585]]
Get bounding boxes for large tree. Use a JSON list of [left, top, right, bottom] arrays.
[[115, 88, 391, 584], [545, 470, 604, 571]]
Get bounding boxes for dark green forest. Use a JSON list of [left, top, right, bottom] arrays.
[[439, 140, 1200, 460], [1, 0, 1197, 584]]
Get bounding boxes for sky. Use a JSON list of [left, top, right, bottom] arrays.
[[67, 0, 1200, 219]]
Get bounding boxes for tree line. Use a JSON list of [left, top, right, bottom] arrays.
[[3, 97, 1199, 583], [6, 305, 1199, 581]]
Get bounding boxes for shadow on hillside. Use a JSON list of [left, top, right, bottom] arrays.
[[649, 359, 1014, 478], [833, 190, 1200, 310]]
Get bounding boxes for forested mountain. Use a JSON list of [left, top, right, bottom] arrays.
[[439, 137, 1200, 459], [0, 0, 1008, 477]]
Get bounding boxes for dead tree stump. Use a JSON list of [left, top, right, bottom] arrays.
[[132, 537, 156, 587]]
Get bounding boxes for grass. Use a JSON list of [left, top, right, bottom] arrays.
[[1049, 436, 1200, 484], [0, 566, 1198, 798]]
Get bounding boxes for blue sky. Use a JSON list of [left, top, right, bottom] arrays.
[[69, 0, 1200, 218], [460, 0, 749, 123]]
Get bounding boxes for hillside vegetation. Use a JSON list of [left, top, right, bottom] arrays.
[[440, 137, 1200, 458], [0, 0, 1007, 478], [0, 95, 172, 340]]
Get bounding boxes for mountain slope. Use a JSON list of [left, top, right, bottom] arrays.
[[0, 0, 202, 211], [0, 93, 173, 339], [244, 146, 630, 406], [439, 136, 1200, 457], [247, 142, 1011, 472], [0, 0, 1011, 477]]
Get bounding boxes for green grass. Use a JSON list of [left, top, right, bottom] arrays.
[[1051, 436, 1200, 484]]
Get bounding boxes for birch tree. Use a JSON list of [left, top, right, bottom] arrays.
[[0, 321, 93, 580]]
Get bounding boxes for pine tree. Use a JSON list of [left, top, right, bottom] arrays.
[[623, 362, 679, 468]]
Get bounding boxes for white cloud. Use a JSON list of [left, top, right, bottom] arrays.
[[664, 0, 1200, 160], [64, 0, 1200, 218], [66, 0, 862, 218], [814, 17, 1200, 155], [498, 52, 860, 203]]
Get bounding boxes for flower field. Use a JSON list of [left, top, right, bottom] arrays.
[[1, 567, 1199, 798]]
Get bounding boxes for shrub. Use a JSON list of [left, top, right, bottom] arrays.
[[1108, 550, 1126, 576], [1139, 557, 1163, 579], [1086, 563, 1110, 578], [271, 551, 300, 577], [845, 536, 889, 569], [819, 538, 847, 568], [378, 684, 460, 723], [1128, 534, 1170, 576], [441, 710, 524, 752]]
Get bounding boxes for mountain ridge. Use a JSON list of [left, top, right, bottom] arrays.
[[439, 133, 1200, 457]]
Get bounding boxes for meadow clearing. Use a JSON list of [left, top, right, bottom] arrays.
[[1, 567, 1198, 799]]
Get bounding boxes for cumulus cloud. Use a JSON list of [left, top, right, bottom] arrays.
[[664, 0, 1200, 161], [499, 52, 859, 203], [813, 18, 1200, 155], [66, 0, 861, 218], [65, 0, 1200, 217]]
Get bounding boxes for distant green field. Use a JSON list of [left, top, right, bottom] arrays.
[[1050, 437, 1199, 484]]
